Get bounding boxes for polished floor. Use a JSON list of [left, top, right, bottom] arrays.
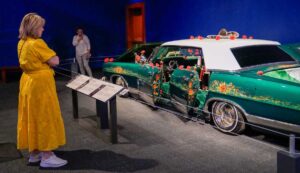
[[0, 77, 281, 172]]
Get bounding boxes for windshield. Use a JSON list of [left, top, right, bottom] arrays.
[[231, 45, 296, 68], [151, 46, 202, 63], [116, 43, 161, 62]]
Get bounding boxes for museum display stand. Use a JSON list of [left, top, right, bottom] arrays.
[[277, 134, 300, 173], [66, 74, 124, 144]]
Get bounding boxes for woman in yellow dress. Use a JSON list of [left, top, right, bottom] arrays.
[[17, 13, 67, 168]]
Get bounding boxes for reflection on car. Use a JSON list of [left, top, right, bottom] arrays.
[[102, 35, 300, 134]]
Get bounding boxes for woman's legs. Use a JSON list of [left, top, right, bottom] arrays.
[[82, 54, 93, 77], [29, 149, 41, 163], [76, 55, 86, 75]]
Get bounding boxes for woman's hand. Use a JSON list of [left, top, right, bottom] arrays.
[[47, 56, 60, 67], [77, 36, 83, 42]]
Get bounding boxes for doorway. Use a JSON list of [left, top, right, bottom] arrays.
[[126, 2, 145, 49]]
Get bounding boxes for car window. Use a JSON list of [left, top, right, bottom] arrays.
[[151, 46, 203, 68], [152, 46, 202, 61], [231, 45, 296, 68], [116, 48, 135, 62], [117, 44, 160, 63]]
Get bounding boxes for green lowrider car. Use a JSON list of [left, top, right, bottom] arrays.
[[103, 37, 300, 134]]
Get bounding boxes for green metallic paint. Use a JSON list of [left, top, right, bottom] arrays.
[[209, 76, 300, 112], [208, 71, 300, 124], [279, 43, 300, 61], [195, 90, 208, 109], [264, 69, 300, 84], [170, 69, 199, 91], [103, 62, 159, 83], [103, 43, 300, 129]]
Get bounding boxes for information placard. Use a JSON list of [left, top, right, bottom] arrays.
[[66, 75, 124, 102], [66, 75, 90, 90], [77, 78, 104, 96], [92, 84, 122, 102]]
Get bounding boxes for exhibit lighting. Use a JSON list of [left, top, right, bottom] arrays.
[[230, 35, 236, 40], [104, 58, 109, 63], [197, 35, 203, 40]]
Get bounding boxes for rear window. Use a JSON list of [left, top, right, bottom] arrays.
[[231, 45, 295, 68]]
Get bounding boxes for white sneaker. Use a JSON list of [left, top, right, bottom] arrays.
[[40, 155, 68, 168], [28, 153, 41, 163]]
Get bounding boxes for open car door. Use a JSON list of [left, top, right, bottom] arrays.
[[169, 68, 200, 114]]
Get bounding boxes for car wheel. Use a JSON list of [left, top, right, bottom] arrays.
[[211, 101, 245, 134], [100, 76, 107, 81], [115, 77, 129, 97]]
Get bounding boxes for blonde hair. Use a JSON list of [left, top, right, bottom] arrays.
[[18, 13, 45, 39]]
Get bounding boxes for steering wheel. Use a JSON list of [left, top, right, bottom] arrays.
[[167, 60, 178, 71]]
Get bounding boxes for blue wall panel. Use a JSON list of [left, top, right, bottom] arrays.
[[145, 0, 300, 44], [0, 0, 126, 67], [2, 0, 300, 67]]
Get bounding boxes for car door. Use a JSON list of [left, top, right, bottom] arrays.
[[137, 64, 159, 94], [164, 46, 203, 108], [169, 68, 200, 111]]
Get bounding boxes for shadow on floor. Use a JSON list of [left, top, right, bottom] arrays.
[[0, 143, 23, 163], [40, 149, 159, 172]]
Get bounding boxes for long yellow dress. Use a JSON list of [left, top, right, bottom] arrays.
[[17, 37, 66, 152]]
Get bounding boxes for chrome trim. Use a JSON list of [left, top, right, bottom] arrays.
[[128, 86, 140, 95], [171, 95, 190, 114], [205, 97, 300, 134], [246, 114, 300, 134], [128, 87, 154, 104]]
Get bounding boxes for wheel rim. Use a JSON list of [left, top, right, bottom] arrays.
[[212, 102, 238, 132], [116, 77, 126, 87]]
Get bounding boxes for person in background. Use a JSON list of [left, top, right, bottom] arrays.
[[140, 50, 147, 63], [72, 27, 93, 77], [17, 13, 67, 168]]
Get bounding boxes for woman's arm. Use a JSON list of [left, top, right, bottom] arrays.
[[47, 56, 60, 67], [72, 36, 78, 46], [84, 35, 91, 52]]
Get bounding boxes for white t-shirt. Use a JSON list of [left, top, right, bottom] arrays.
[[72, 34, 90, 56]]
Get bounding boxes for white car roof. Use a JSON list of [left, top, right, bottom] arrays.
[[162, 39, 280, 71]]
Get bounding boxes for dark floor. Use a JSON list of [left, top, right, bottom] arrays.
[[0, 74, 285, 173]]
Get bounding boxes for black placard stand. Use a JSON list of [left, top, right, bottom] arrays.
[[72, 90, 118, 144], [68, 72, 122, 144]]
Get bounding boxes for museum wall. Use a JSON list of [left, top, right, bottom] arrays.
[[0, 0, 126, 67], [145, 0, 300, 44]]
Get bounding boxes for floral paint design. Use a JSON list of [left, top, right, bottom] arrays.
[[209, 80, 300, 111], [105, 65, 154, 82]]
